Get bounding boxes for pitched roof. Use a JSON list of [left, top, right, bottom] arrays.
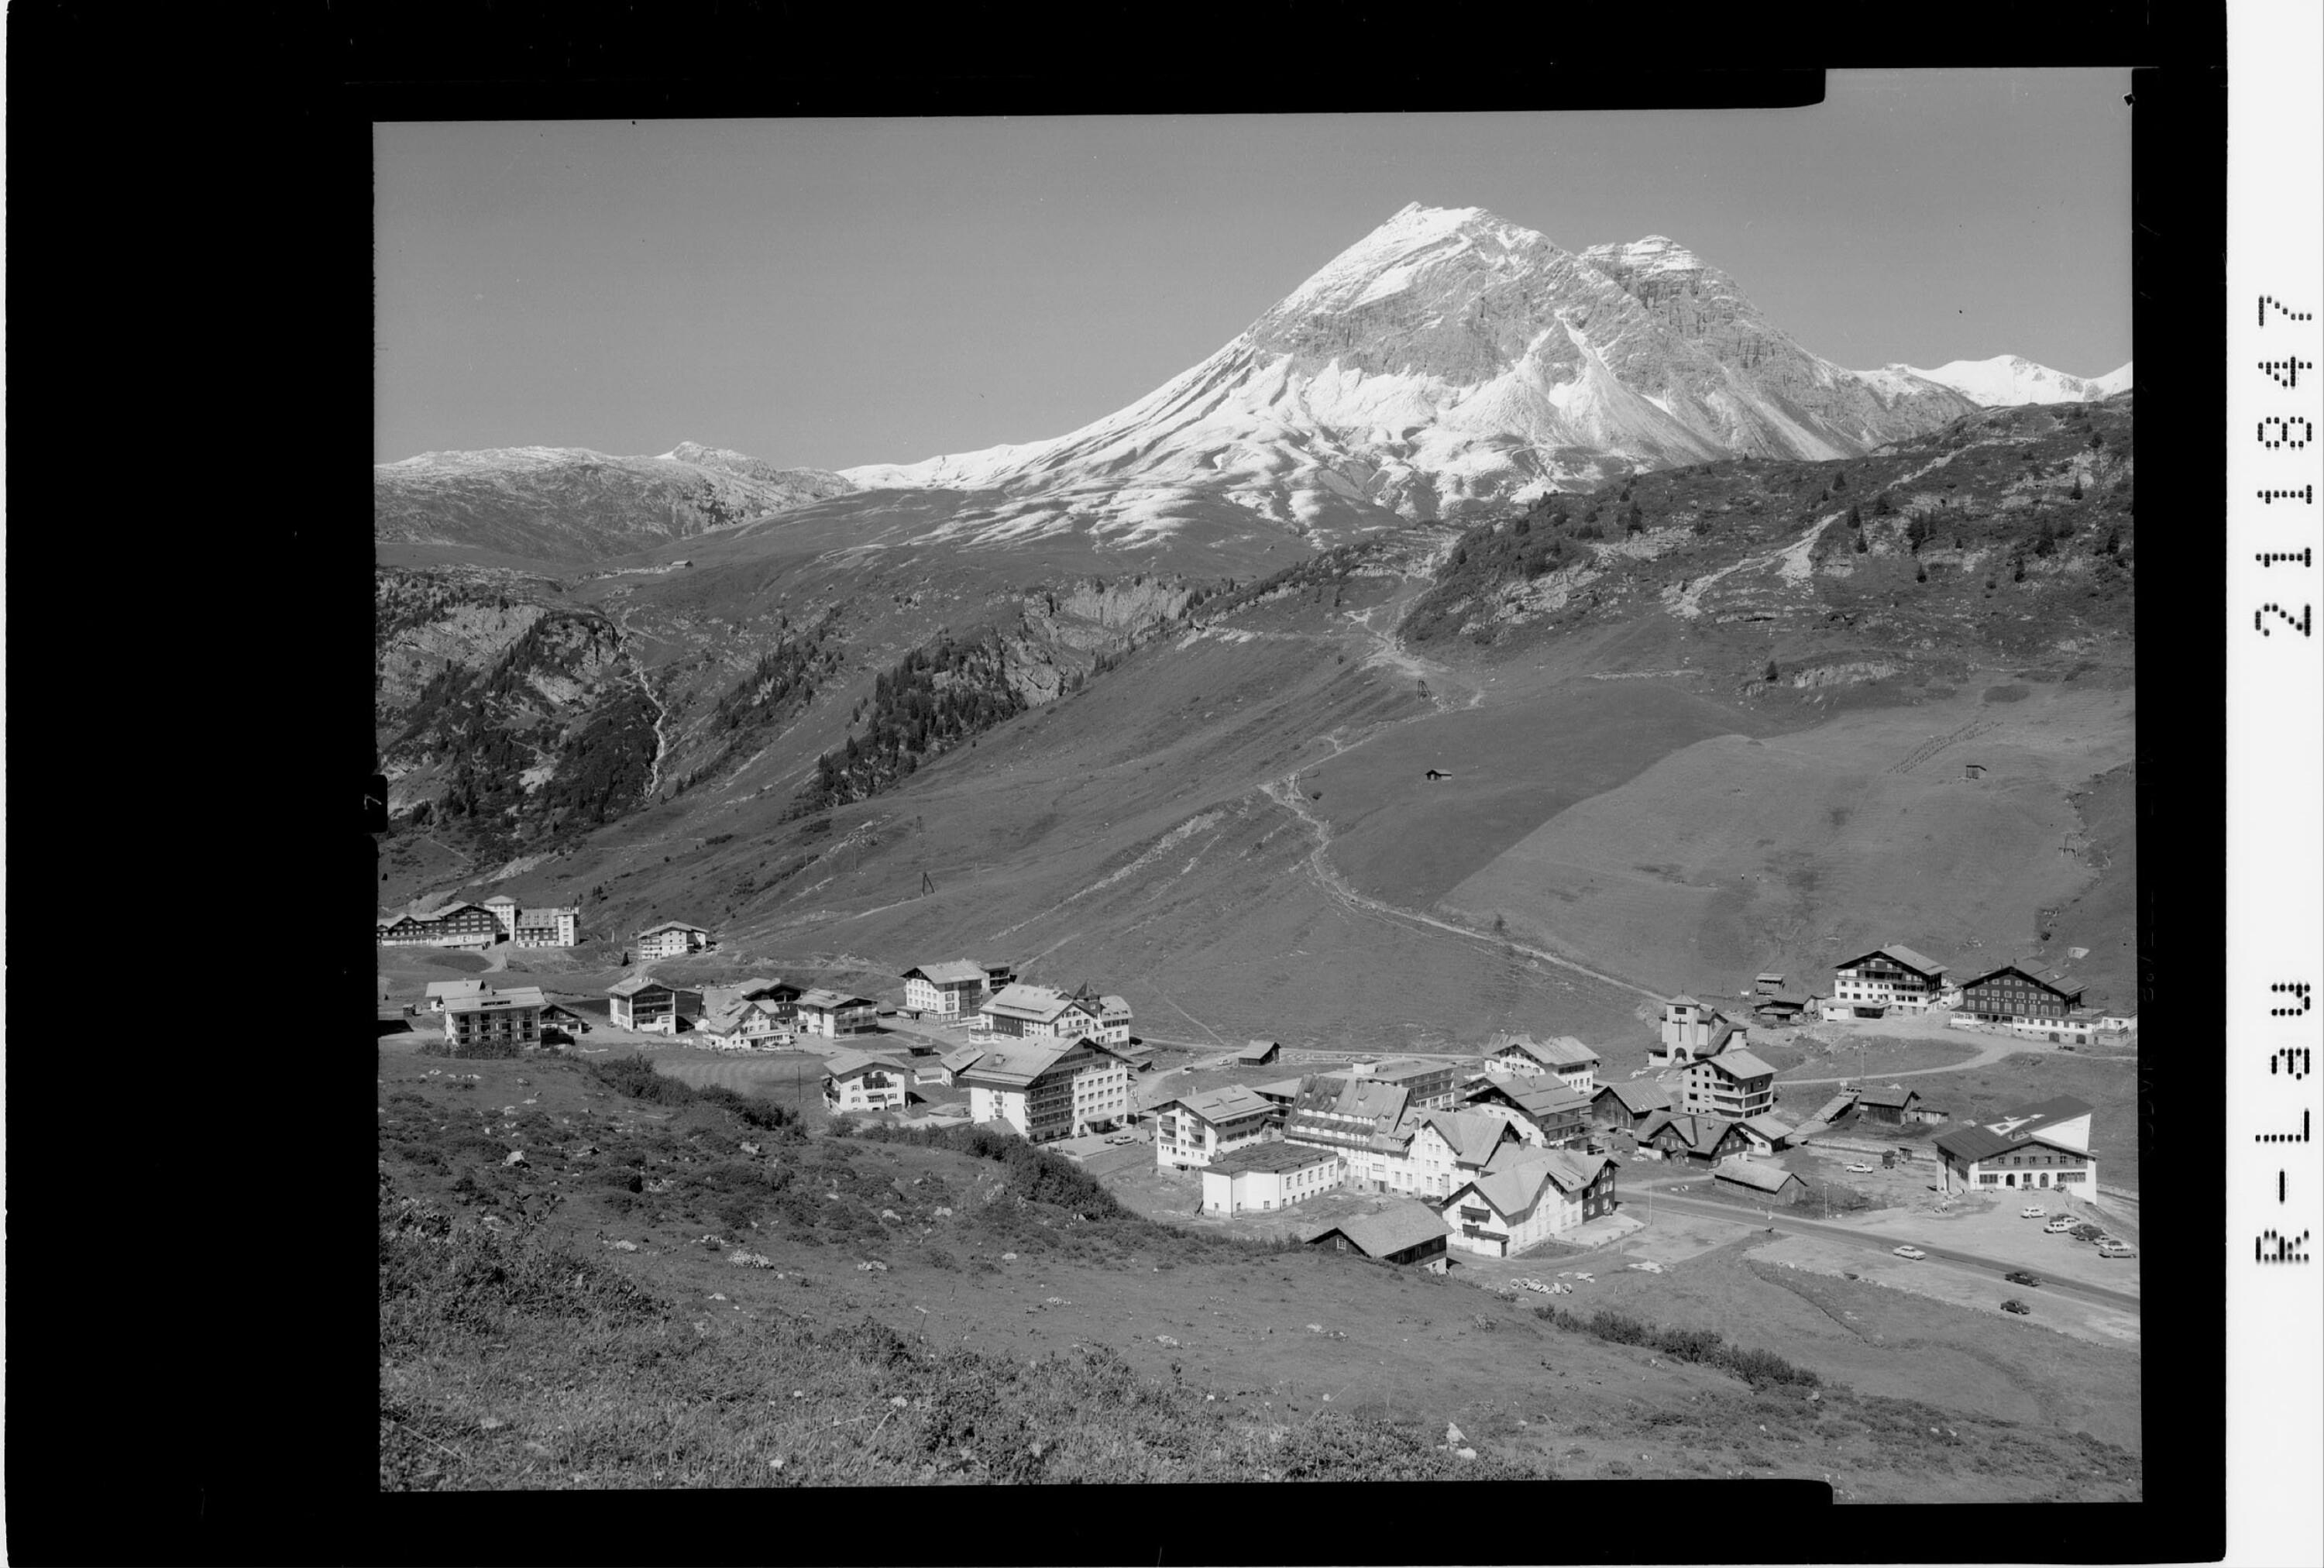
[[1167, 1085, 1278, 1126], [1856, 1083, 1921, 1109], [638, 920, 709, 937], [1304, 1200, 1451, 1260], [1485, 1032, 1596, 1070], [1741, 1113, 1797, 1143], [1963, 959, 2085, 995], [1666, 995, 1704, 1009], [1714, 1160, 1802, 1194], [697, 998, 783, 1034], [823, 1048, 912, 1079], [1236, 1040, 1281, 1062], [1539, 1035, 1600, 1067], [1420, 1110, 1518, 1167], [1639, 1112, 1744, 1153], [982, 982, 1095, 1023], [939, 1044, 989, 1073], [1250, 1078, 1308, 1100], [959, 1037, 1126, 1090], [1594, 1080, 1672, 1114], [1291, 1075, 1411, 1128], [424, 978, 493, 1000], [607, 975, 672, 998], [1932, 1095, 2098, 1162], [1205, 1141, 1339, 1177], [1696, 1047, 1776, 1081], [1755, 973, 1786, 984], [795, 988, 877, 1010], [483, 894, 519, 906], [1469, 1072, 1593, 1119], [1453, 1155, 1562, 1219], [904, 960, 989, 985], [1839, 944, 1948, 977]]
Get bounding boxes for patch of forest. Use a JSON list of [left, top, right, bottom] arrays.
[[786, 628, 1026, 818]]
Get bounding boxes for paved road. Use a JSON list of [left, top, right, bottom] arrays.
[[1633, 1190, 2140, 1312]]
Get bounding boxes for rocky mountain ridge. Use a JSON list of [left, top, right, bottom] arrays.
[[834, 205, 2003, 548]]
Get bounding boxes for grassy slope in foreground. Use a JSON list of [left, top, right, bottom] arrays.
[[377, 1047, 2139, 1497]]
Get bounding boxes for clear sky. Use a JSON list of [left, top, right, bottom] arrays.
[[375, 70, 2133, 471]]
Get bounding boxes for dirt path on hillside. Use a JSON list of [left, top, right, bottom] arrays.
[[1349, 590, 1478, 710], [1664, 448, 1968, 620], [1257, 772, 1666, 1006], [1779, 1030, 2045, 1087]]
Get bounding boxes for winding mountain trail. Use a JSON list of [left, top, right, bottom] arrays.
[[1664, 447, 1969, 619], [1257, 769, 1666, 1007]]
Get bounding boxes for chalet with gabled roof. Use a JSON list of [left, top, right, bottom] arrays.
[[1302, 1202, 1453, 1270], [1483, 1032, 1600, 1095], [980, 982, 1109, 1041], [1933, 1095, 2097, 1195], [1637, 1110, 1754, 1167], [1462, 1071, 1593, 1147], [1442, 1147, 1621, 1257], [792, 989, 879, 1039], [1324, 1057, 1463, 1109], [1714, 1159, 1805, 1204], [901, 959, 994, 1020], [441, 985, 545, 1053], [636, 920, 712, 961], [1831, 944, 1950, 1014], [1954, 961, 2091, 1040], [957, 1037, 1133, 1143], [1590, 1078, 1673, 1132], [696, 996, 790, 1050], [1154, 1084, 1281, 1169], [377, 899, 501, 950], [1855, 1083, 1924, 1124], [1678, 1047, 1777, 1121], [821, 1049, 915, 1113], [607, 974, 679, 1033]]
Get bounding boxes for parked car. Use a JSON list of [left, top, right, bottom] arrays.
[[2019, 1205, 2046, 1219], [1893, 1246, 1927, 1260], [2044, 1217, 2076, 1233], [2001, 1298, 2032, 1315], [2004, 1270, 2042, 1288], [1845, 1163, 1876, 1174], [2096, 1240, 2137, 1258]]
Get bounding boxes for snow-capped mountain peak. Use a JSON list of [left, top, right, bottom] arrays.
[[836, 203, 1985, 548], [1901, 354, 2133, 407]]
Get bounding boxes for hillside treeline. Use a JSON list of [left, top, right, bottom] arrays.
[[1401, 497, 1604, 641], [397, 610, 658, 850], [786, 629, 1025, 818], [672, 611, 847, 791]]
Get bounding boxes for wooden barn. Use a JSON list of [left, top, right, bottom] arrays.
[[1302, 1201, 1453, 1270]]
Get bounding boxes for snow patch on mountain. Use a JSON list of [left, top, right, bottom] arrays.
[[837, 204, 1989, 548], [1902, 355, 2133, 407]]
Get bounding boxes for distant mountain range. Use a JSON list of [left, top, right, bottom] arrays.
[[373, 442, 854, 562], [376, 203, 2129, 562], [1899, 355, 2133, 408]]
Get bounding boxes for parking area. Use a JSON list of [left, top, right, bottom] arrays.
[[1754, 1232, 2141, 1347]]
